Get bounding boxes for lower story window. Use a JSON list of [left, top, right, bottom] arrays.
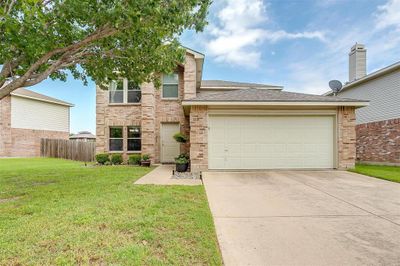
[[127, 126, 141, 151], [109, 127, 123, 151]]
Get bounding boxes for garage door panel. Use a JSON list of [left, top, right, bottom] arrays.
[[208, 115, 334, 169]]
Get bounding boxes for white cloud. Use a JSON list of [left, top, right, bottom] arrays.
[[375, 0, 400, 30], [204, 0, 326, 68]]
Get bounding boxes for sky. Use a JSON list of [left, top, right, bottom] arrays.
[[28, 0, 400, 134]]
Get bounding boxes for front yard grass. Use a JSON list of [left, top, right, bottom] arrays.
[[350, 164, 400, 183], [0, 158, 222, 265]]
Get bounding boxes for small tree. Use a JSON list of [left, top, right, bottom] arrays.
[[0, 0, 210, 99]]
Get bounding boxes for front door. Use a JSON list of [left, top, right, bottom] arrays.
[[160, 123, 180, 163]]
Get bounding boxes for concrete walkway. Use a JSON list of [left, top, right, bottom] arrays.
[[203, 170, 400, 266], [134, 165, 202, 186]]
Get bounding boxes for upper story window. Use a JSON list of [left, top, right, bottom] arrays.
[[109, 79, 141, 104], [162, 73, 179, 99]]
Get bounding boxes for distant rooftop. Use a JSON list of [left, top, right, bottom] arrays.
[[200, 80, 283, 90], [11, 88, 74, 107], [70, 131, 96, 140]]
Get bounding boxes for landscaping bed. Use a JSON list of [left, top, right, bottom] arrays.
[[0, 158, 222, 265]]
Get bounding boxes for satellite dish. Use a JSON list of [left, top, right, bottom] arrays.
[[329, 80, 342, 95]]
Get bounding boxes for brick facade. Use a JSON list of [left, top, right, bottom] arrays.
[[96, 53, 196, 162], [0, 96, 12, 157], [337, 106, 357, 169], [356, 118, 400, 165], [8, 128, 68, 157], [189, 106, 208, 172], [0, 95, 69, 157]]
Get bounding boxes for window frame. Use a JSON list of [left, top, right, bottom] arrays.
[[108, 79, 124, 104], [162, 73, 179, 100], [127, 126, 141, 153], [108, 79, 141, 105], [109, 126, 124, 152]]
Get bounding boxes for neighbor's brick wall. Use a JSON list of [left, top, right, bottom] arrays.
[[356, 118, 400, 165], [96, 53, 196, 162], [337, 106, 357, 169], [189, 105, 208, 172], [10, 128, 68, 157], [0, 96, 12, 157]]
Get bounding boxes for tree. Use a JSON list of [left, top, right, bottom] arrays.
[[0, 0, 210, 99]]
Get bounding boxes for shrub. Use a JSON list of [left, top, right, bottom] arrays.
[[128, 154, 141, 165], [111, 154, 123, 165], [173, 132, 188, 143], [141, 154, 150, 161], [175, 153, 189, 164], [175, 156, 189, 164], [95, 153, 110, 165]]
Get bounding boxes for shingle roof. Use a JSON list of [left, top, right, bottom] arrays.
[[201, 80, 282, 89], [70, 131, 96, 140], [11, 88, 74, 107], [186, 88, 367, 102]]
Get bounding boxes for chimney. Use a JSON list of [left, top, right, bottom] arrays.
[[349, 43, 367, 82]]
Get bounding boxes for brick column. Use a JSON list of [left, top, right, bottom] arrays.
[[190, 106, 208, 172], [0, 96, 12, 157], [95, 86, 107, 154], [183, 53, 197, 100], [337, 106, 356, 169], [141, 83, 156, 160]]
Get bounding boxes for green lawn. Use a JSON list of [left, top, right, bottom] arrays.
[[0, 158, 222, 265], [350, 164, 400, 183]]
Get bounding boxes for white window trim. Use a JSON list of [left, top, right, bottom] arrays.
[[162, 73, 179, 100], [109, 78, 141, 104]]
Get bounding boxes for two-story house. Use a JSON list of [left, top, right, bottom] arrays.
[[0, 88, 73, 157], [96, 48, 368, 172], [328, 44, 400, 166]]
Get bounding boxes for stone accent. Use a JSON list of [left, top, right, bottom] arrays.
[[356, 118, 400, 165], [96, 53, 196, 162], [337, 106, 357, 169], [189, 106, 208, 172]]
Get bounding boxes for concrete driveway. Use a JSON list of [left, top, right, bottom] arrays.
[[203, 171, 400, 265]]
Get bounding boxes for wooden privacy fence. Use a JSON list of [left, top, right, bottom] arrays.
[[40, 138, 96, 162]]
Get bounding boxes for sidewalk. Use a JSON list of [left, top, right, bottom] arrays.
[[134, 165, 202, 186]]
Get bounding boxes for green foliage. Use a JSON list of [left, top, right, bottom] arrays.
[[350, 164, 400, 183], [0, 0, 211, 96], [95, 153, 110, 165], [175, 153, 189, 164], [110, 154, 123, 165], [128, 154, 141, 165], [173, 132, 189, 143], [141, 154, 150, 161]]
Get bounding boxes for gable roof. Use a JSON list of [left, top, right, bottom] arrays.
[[183, 88, 368, 107], [201, 80, 283, 90], [11, 88, 74, 107]]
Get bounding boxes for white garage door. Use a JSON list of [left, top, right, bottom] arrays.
[[208, 115, 335, 169]]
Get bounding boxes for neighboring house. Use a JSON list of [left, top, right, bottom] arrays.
[[327, 44, 400, 165], [0, 88, 73, 157], [70, 131, 96, 142], [96, 48, 368, 172]]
